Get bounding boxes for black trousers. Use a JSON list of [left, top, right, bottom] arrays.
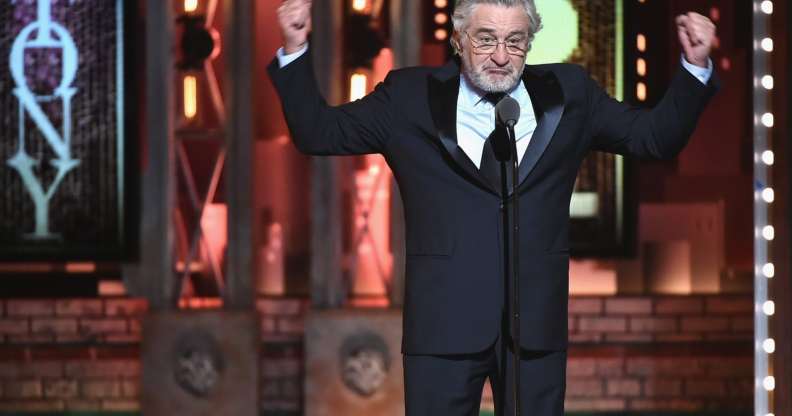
[[403, 329, 566, 416]]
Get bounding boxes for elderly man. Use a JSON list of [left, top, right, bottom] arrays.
[[270, 0, 717, 414]]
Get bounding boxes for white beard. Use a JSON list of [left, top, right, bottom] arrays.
[[463, 63, 522, 93]]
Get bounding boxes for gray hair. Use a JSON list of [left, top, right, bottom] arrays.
[[451, 0, 543, 53]]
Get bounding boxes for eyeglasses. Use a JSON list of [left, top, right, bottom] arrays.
[[464, 31, 528, 57]]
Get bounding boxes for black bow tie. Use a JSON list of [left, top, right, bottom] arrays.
[[483, 92, 507, 106]]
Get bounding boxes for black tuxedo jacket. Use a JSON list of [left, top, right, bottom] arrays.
[[268, 50, 717, 355]]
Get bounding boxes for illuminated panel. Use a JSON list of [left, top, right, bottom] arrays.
[[1, 0, 133, 259], [526, 0, 579, 65]]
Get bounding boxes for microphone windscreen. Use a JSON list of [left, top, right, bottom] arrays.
[[496, 96, 520, 126]]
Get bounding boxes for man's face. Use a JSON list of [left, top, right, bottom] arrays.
[[456, 4, 530, 93]]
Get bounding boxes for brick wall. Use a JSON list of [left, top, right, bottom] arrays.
[[0, 295, 751, 414]]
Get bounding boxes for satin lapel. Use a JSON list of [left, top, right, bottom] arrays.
[[427, 63, 498, 195], [517, 66, 565, 191]]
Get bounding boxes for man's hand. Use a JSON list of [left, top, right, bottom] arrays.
[[277, 0, 312, 54], [676, 12, 716, 68]]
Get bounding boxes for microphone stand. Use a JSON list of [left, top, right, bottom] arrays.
[[497, 121, 520, 416]]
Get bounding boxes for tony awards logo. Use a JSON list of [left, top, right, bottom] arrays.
[[8, 0, 79, 240]]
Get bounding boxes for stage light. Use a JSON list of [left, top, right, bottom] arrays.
[[435, 29, 448, 41], [185, 0, 198, 13], [434, 0, 448, 8], [636, 82, 647, 101], [761, 75, 774, 90], [761, 112, 774, 127], [760, 37, 773, 52], [760, 1, 773, 14], [184, 75, 198, 119], [435, 13, 448, 24], [352, 0, 367, 12], [762, 263, 775, 278], [761, 150, 774, 165], [763, 338, 775, 353], [762, 300, 775, 316], [761, 225, 775, 240], [763, 376, 775, 391], [761, 187, 775, 203], [350, 73, 367, 101], [636, 34, 646, 52], [636, 58, 646, 76]]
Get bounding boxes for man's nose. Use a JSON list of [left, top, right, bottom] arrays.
[[490, 43, 510, 66]]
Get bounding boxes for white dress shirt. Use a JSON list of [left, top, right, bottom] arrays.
[[277, 46, 714, 168]]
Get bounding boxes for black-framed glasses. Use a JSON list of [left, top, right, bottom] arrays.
[[464, 31, 528, 57]]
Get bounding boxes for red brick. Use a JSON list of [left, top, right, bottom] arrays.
[[705, 297, 753, 315], [55, 299, 104, 317], [78, 319, 127, 335], [629, 317, 677, 333], [579, 317, 627, 332], [605, 333, 652, 343], [82, 380, 121, 398], [596, 358, 625, 376], [566, 358, 596, 376], [629, 399, 703, 411], [128, 318, 142, 333], [101, 399, 139, 411], [105, 333, 141, 344], [0, 400, 65, 411], [261, 316, 277, 333], [655, 298, 703, 315], [569, 333, 603, 343], [643, 379, 682, 396], [731, 317, 753, 332], [4, 380, 43, 398], [704, 332, 752, 342], [19, 362, 64, 378], [121, 380, 139, 398], [7, 333, 54, 343], [31, 318, 77, 335], [605, 298, 652, 315], [65, 399, 102, 411], [565, 398, 626, 411], [7, 300, 54, 317], [256, 299, 302, 316], [566, 378, 604, 397], [626, 357, 704, 377], [277, 316, 305, 334], [0, 319, 29, 334], [606, 378, 641, 397], [703, 358, 752, 377], [685, 380, 726, 397], [655, 333, 703, 342], [680, 317, 729, 332], [104, 299, 147, 317], [65, 360, 140, 378], [44, 379, 79, 399], [568, 298, 603, 315]]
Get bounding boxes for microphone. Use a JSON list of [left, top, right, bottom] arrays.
[[496, 96, 520, 127], [490, 96, 520, 162]]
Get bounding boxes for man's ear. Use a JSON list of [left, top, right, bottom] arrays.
[[451, 32, 462, 55]]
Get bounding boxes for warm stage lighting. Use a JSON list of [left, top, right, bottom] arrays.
[[350, 73, 367, 101], [184, 75, 198, 119], [761, 75, 774, 90], [762, 300, 775, 316], [760, 37, 773, 52], [760, 1, 774, 14], [636, 58, 646, 76], [763, 338, 775, 353], [763, 376, 775, 391], [435, 13, 448, 24], [762, 263, 775, 278], [761, 112, 774, 127], [435, 28, 448, 41], [185, 0, 198, 13], [352, 0, 367, 12], [636, 34, 647, 52], [761, 187, 775, 203], [434, 0, 448, 8], [636, 82, 647, 101], [761, 150, 774, 165]]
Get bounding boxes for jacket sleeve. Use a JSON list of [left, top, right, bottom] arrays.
[[267, 47, 393, 156], [587, 66, 719, 160]]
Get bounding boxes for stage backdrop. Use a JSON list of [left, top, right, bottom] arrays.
[[0, 0, 135, 260]]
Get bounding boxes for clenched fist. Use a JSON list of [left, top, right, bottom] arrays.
[[278, 0, 312, 54], [676, 12, 716, 68]]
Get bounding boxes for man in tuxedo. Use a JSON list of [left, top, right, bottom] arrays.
[[270, 0, 717, 414]]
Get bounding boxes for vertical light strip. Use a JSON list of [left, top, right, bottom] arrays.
[[117, 0, 124, 242], [349, 73, 367, 102], [614, 0, 624, 242], [184, 75, 198, 119], [753, 1, 773, 415]]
